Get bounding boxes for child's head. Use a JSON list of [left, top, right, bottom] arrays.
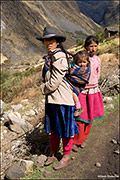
[[73, 50, 90, 67], [84, 35, 99, 57]]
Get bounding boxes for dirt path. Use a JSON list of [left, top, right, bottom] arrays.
[[46, 103, 119, 179]]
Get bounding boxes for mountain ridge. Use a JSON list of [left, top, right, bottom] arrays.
[[1, 0, 119, 66]]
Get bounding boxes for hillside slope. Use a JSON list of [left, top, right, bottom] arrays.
[[1, 0, 100, 65], [76, 0, 110, 24], [76, 0, 119, 26], [100, 0, 120, 26]]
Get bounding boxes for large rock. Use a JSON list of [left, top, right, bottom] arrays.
[[33, 154, 47, 167], [5, 163, 25, 179], [8, 112, 33, 133]]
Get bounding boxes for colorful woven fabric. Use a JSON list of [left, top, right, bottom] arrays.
[[42, 50, 91, 96], [65, 64, 91, 95]]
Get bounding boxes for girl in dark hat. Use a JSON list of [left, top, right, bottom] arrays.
[[37, 26, 79, 170]]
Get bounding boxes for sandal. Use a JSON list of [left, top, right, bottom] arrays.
[[53, 159, 70, 170], [44, 156, 57, 166], [72, 144, 78, 152], [81, 140, 86, 148]]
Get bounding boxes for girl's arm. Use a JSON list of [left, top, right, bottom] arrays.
[[40, 53, 68, 95]]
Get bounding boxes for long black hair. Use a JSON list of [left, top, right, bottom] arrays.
[[84, 35, 99, 49], [57, 43, 71, 74]]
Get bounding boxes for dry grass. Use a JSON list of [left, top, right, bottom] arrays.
[[99, 53, 118, 66]]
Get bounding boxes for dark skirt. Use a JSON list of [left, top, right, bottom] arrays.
[[44, 103, 79, 138]]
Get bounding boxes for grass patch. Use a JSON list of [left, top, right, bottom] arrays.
[[1, 64, 43, 103], [99, 39, 117, 47]]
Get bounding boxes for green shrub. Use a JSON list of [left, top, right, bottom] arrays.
[[95, 29, 105, 42], [76, 38, 84, 46], [0, 71, 11, 84]]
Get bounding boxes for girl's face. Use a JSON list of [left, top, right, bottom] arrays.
[[77, 59, 88, 67], [86, 41, 98, 56], [43, 37, 59, 52]]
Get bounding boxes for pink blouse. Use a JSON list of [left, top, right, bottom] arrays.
[[85, 55, 101, 89]]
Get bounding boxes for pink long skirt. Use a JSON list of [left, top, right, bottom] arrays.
[[75, 87, 104, 123]]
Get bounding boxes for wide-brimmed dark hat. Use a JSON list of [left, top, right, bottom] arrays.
[[36, 26, 66, 43]]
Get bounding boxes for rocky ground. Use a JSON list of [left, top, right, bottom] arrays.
[[1, 95, 119, 180], [0, 47, 119, 179]]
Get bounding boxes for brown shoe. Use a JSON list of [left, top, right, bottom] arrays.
[[74, 108, 84, 117], [72, 144, 78, 152], [44, 156, 57, 166], [53, 159, 70, 170], [81, 140, 86, 148]]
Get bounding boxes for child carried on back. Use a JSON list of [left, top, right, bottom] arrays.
[[65, 50, 90, 117]]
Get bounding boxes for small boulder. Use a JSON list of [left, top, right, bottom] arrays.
[[105, 104, 114, 109], [33, 154, 47, 167], [11, 104, 23, 111], [111, 139, 118, 145], [95, 162, 101, 168], [114, 149, 119, 155], [5, 163, 25, 179], [20, 159, 34, 174], [103, 97, 113, 102]]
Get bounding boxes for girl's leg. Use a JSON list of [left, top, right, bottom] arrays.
[[84, 123, 92, 140], [62, 137, 73, 155], [73, 92, 83, 117], [73, 121, 85, 145], [73, 92, 81, 108]]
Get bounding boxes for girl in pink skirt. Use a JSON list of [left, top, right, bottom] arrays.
[[72, 35, 104, 152]]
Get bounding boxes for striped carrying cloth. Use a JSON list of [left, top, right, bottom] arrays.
[[42, 51, 91, 96]]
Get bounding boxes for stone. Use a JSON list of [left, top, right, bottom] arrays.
[[2, 111, 11, 122], [103, 96, 113, 102], [20, 159, 34, 174], [41, 99, 45, 103], [111, 139, 118, 144], [25, 109, 36, 116], [95, 162, 101, 168], [0, 117, 4, 121], [14, 111, 21, 119], [105, 104, 114, 109], [11, 104, 23, 111], [71, 156, 75, 160], [20, 99, 29, 105], [8, 112, 33, 132], [33, 154, 47, 167], [8, 112, 24, 125], [3, 129, 7, 134], [39, 168, 51, 177], [21, 121, 33, 132], [5, 163, 25, 179], [114, 149, 119, 155], [10, 124, 24, 134]]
